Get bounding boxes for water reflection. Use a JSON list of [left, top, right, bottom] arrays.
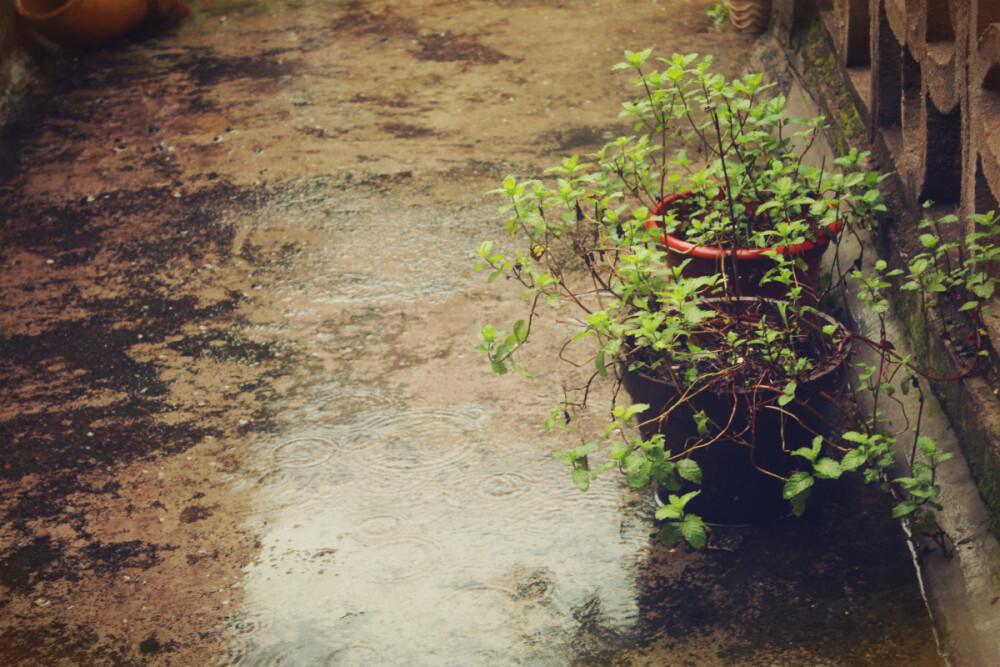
[[224, 384, 943, 665], [229, 396, 647, 665]]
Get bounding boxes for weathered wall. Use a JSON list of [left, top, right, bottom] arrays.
[[770, 0, 1000, 533], [821, 0, 999, 221]]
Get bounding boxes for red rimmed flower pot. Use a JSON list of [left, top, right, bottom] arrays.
[[646, 192, 841, 305], [620, 298, 851, 524], [15, 0, 190, 50]]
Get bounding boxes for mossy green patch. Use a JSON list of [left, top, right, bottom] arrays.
[[795, 19, 868, 155]]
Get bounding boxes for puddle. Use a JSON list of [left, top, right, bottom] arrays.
[[226, 390, 647, 665], [221, 377, 942, 665]]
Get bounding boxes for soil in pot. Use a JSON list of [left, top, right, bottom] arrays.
[[621, 298, 851, 524]]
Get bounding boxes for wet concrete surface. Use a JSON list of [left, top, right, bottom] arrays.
[[0, 1, 943, 664]]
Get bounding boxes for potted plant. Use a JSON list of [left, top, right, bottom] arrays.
[[15, 0, 191, 50], [473, 49, 997, 550], [609, 50, 885, 303], [475, 194, 857, 545]]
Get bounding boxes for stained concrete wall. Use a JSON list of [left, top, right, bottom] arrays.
[[766, 0, 1000, 536], [820, 0, 999, 220], [756, 7, 1000, 658]]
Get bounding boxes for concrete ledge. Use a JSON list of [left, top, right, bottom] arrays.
[[748, 20, 1000, 666], [798, 3, 1000, 540]]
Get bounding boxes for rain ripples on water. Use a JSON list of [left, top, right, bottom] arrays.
[[226, 388, 647, 665]]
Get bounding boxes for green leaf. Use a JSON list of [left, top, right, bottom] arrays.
[[508, 357, 534, 379], [778, 381, 797, 406], [789, 486, 811, 516], [792, 446, 818, 462], [756, 200, 783, 216], [792, 436, 822, 463], [679, 515, 708, 549], [677, 459, 702, 484], [840, 448, 868, 471], [783, 471, 814, 500], [655, 504, 682, 521], [916, 436, 937, 458], [813, 458, 843, 479], [595, 350, 607, 376], [659, 523, 682, 547], [571, 466, 590, 492], [609, 441, 626, 460], [673, 490, 700, 509], [892, 499, 918, 518], [693, 411, 709, 436], [592, 461, 615, 477]]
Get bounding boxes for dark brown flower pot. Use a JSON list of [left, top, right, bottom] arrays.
[[15, 0, 188, 50], [621, 299, 850, 524], [647, 192, 840, 306]]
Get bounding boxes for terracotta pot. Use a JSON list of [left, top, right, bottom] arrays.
[[621, 298, 850, 524], [15, 0, 189, 50], [647, 192, 841, 305], [729, 0, 772, 34]]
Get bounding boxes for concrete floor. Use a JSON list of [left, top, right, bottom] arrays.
[[0, 1, 943, 664]]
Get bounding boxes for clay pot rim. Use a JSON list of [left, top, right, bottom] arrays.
[[647, 190, 843, 260], [15, 0, 81, 22]]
